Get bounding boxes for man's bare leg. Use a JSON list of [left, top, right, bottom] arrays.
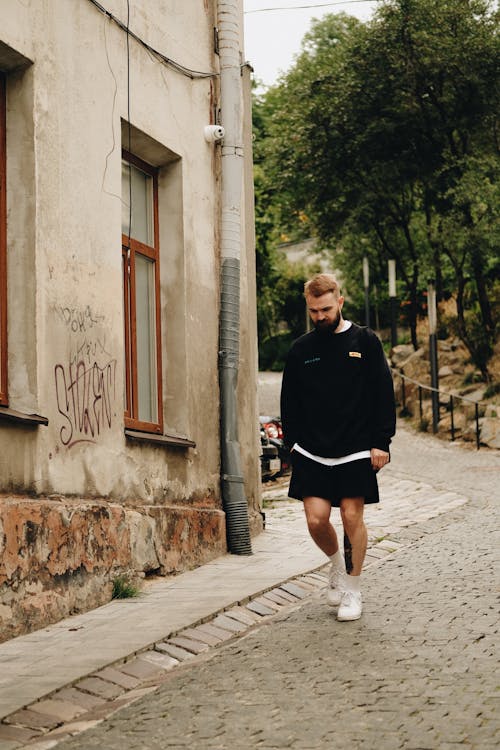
[[303, 496, 347, 608], [303, 496, 338, 556], [339, 496, 367, 576]]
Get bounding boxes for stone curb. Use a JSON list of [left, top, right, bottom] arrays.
[[0, 572, 331, 750]]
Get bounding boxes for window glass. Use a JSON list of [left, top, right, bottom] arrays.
[[121, 149, 162, 432], [0, 74, 7, 405], [121, 162, 153, 245], [122, 251, 131, 412], [135, 253, 157, 423]]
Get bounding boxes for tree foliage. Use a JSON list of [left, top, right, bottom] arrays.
[[253, 85, 316, 364], [255, 0, 499, 377]]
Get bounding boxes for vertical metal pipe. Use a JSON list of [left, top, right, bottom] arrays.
[[388, 259, 397, 348], [217, 0, 252, 554], [475, 403, 480, 450], [450, 396, 455, 441], [373, 284, 380, 331], [390, 298, 398, 349], [419, 386, 423, 421], [363, 256, 370, 328], [429, 334, 439, 433], [428, 280, 439, 434]]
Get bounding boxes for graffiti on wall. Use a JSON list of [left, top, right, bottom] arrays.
[[56, 305, 104, 335], [54, 357, 117, 449], [54, 305, 118, 449]]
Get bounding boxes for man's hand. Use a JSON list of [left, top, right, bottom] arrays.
[[370, 448, 390, 472]]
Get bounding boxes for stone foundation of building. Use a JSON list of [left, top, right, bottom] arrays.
[[0, 495, 229, 642]]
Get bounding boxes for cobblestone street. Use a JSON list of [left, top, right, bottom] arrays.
[[51, 426, 499, 750]]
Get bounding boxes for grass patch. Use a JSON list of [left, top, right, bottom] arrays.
[[111, 576, 140, 600], [462, 371, 484, 386]]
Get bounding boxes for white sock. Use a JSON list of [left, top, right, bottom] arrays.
[[329, 551, 345, 570], [344, 574, 361, 593]]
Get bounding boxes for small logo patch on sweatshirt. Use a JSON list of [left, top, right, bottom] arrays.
[[349, 351, 362, 358]]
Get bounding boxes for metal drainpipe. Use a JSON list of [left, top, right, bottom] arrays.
[[217, 0, 252, 554]]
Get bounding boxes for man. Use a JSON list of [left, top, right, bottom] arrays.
[[280, 273, 396, 621]]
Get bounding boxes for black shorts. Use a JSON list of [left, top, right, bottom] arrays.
[[288, 451, 380, 507]]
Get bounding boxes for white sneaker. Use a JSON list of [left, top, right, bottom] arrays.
[[326, 565, 347, 608], [337, 590, 363, 621]]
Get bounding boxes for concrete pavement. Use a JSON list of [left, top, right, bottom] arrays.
[[0, 425, 498, 749]]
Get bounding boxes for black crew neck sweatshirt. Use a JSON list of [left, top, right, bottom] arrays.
[[280, 323, 396, 458]]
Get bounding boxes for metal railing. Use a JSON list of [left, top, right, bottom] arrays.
[[391, 368, 491, 450]]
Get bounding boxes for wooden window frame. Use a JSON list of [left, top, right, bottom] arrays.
[[122, 149, 163, 434], [0, 74, 7, 406]]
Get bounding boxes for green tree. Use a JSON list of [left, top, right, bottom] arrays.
[[253, 85, 319, 365], [252, 86, 283, 345], [259, 0, 499, 375]]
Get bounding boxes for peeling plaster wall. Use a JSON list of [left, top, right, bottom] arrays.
[[0, 1, 261, 639], [0, 494, 226, 642]]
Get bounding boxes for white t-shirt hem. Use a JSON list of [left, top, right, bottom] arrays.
[[292, 444, 371, 467]]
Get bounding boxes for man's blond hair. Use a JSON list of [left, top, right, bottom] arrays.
[[304, 273, 341, 299]]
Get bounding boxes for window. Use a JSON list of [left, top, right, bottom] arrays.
[[122, 150, 163, 433], [0, 73, 7, 406]]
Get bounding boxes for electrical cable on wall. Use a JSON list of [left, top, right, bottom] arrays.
[[126, 0, 132, 249], [86, 0, 218, 79], [101, 13, 120, 201], [245, 1, 377, 12]]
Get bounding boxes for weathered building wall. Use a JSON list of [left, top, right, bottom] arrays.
[[0, 0, 261, 641]]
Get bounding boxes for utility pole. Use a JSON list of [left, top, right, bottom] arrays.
[[373, 284, 380, 331], [388, 259, 397, 348], [428, 279, 440, 433], [362, 256, 370, 328]]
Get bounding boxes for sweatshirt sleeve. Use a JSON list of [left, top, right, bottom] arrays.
[[280, 348, 301, 450], [366, 330, 396, 452]]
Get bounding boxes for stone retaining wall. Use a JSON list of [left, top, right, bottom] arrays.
[[0, 496, 227, 642]]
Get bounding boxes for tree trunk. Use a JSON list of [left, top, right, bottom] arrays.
[[454, 272, 491, 381], [455, 273, 468, 344], [471, 247, 494, 333]]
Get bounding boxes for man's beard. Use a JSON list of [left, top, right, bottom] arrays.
[[314, 311, 342, 334]]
